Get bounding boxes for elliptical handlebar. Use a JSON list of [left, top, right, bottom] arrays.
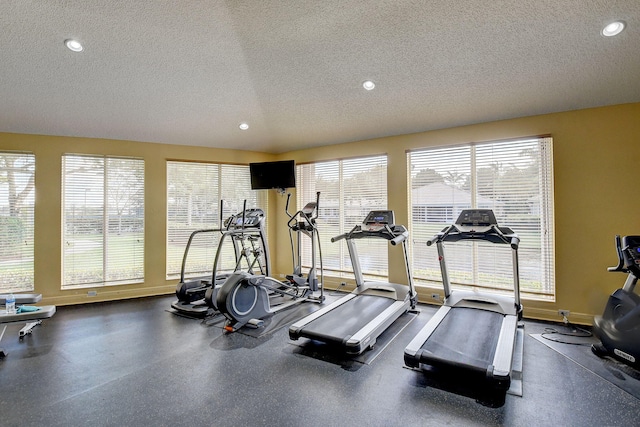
[[310, 191, 320, 221], [219, 199, 225, 233], [241, 200, 247, 231], [287, 192, 321, 232], [285, 193, 293, 218]]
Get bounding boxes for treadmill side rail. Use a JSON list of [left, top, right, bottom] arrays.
[[491, 314, 518, 378], [404, 306, 451, 367], [346, 299, 410, 354]]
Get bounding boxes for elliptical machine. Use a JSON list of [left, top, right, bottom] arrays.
[[171, 200, 269, 317], [214, 192, 325, 332], [592, 235, 640, 368]]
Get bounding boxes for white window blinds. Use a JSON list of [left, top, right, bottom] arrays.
[[62, 155, 145, 289], [166, 162, 268, 279], [296, 155, 388, 279], [0, 152, 35, 293], [408, 137, 555, 299]]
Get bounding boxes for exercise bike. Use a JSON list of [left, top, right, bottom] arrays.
[[592, 235, 640, 368], [215, 192, 324, 332], [171, 200, 269, 317]]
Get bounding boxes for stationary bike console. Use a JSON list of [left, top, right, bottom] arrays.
[[621, 236, 640, 275]]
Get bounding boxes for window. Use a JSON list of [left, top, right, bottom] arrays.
[[0, 152, 35, 293], [296, 155, 388, 279], [62, 155, 144, 289], [166, 162, 267, 279], [408, 137, 555, 300]]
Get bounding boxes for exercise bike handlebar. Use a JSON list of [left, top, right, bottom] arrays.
[[608, 235, 625, 272]]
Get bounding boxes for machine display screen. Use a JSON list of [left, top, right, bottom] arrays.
[[363, 210, 394, 225], [456, 209, 497, 226], [624, 236, 640, 258]]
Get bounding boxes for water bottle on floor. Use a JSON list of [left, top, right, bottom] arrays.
[[6, 293, 16, 314]]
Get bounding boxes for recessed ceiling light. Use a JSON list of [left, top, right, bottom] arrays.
[[64, 39, 83, 52], [239, 122, 249, 130], [602, 21, 626, 37], [362, 80, 375, 91]]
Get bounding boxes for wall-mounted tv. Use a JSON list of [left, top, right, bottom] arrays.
[[249, 160, 296, 190]]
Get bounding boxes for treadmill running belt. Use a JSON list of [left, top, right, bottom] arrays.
[[297, 295, 396, 346], [420, 307, 503, 371]]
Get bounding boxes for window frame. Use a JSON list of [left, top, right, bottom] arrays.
[[61, 154, 145, 289], [296, 155, 389, 281], [0, 151, 35, 293], [166, 161, 268, 280], [407, 136, 555, 300]]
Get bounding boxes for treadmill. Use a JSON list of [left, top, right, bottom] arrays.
[[289, 210, 417, 355], [404, 209, 522, 407]]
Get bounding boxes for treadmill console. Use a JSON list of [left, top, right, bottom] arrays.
[[362, 210, 395, 232], [455, 209, 497, 232]]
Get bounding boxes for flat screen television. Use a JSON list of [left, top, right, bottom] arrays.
[[249, 160, 296, 190]]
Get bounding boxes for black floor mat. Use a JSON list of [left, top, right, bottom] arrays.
[[530, 333, 640, 400]]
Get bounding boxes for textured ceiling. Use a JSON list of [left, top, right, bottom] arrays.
[[1, 1, 639, 153]]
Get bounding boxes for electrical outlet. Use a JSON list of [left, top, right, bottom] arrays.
[[558, 309, 570, 317], [431, 293, 441, 301], [87, 290, 97, 297]]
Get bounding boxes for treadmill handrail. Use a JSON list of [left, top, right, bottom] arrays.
[[427, 223, 519, 248], [331, 224, 360, 243], [427, 213, 522, 307], [390, 229, 409, 246], [331, 224, 409, 243]]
